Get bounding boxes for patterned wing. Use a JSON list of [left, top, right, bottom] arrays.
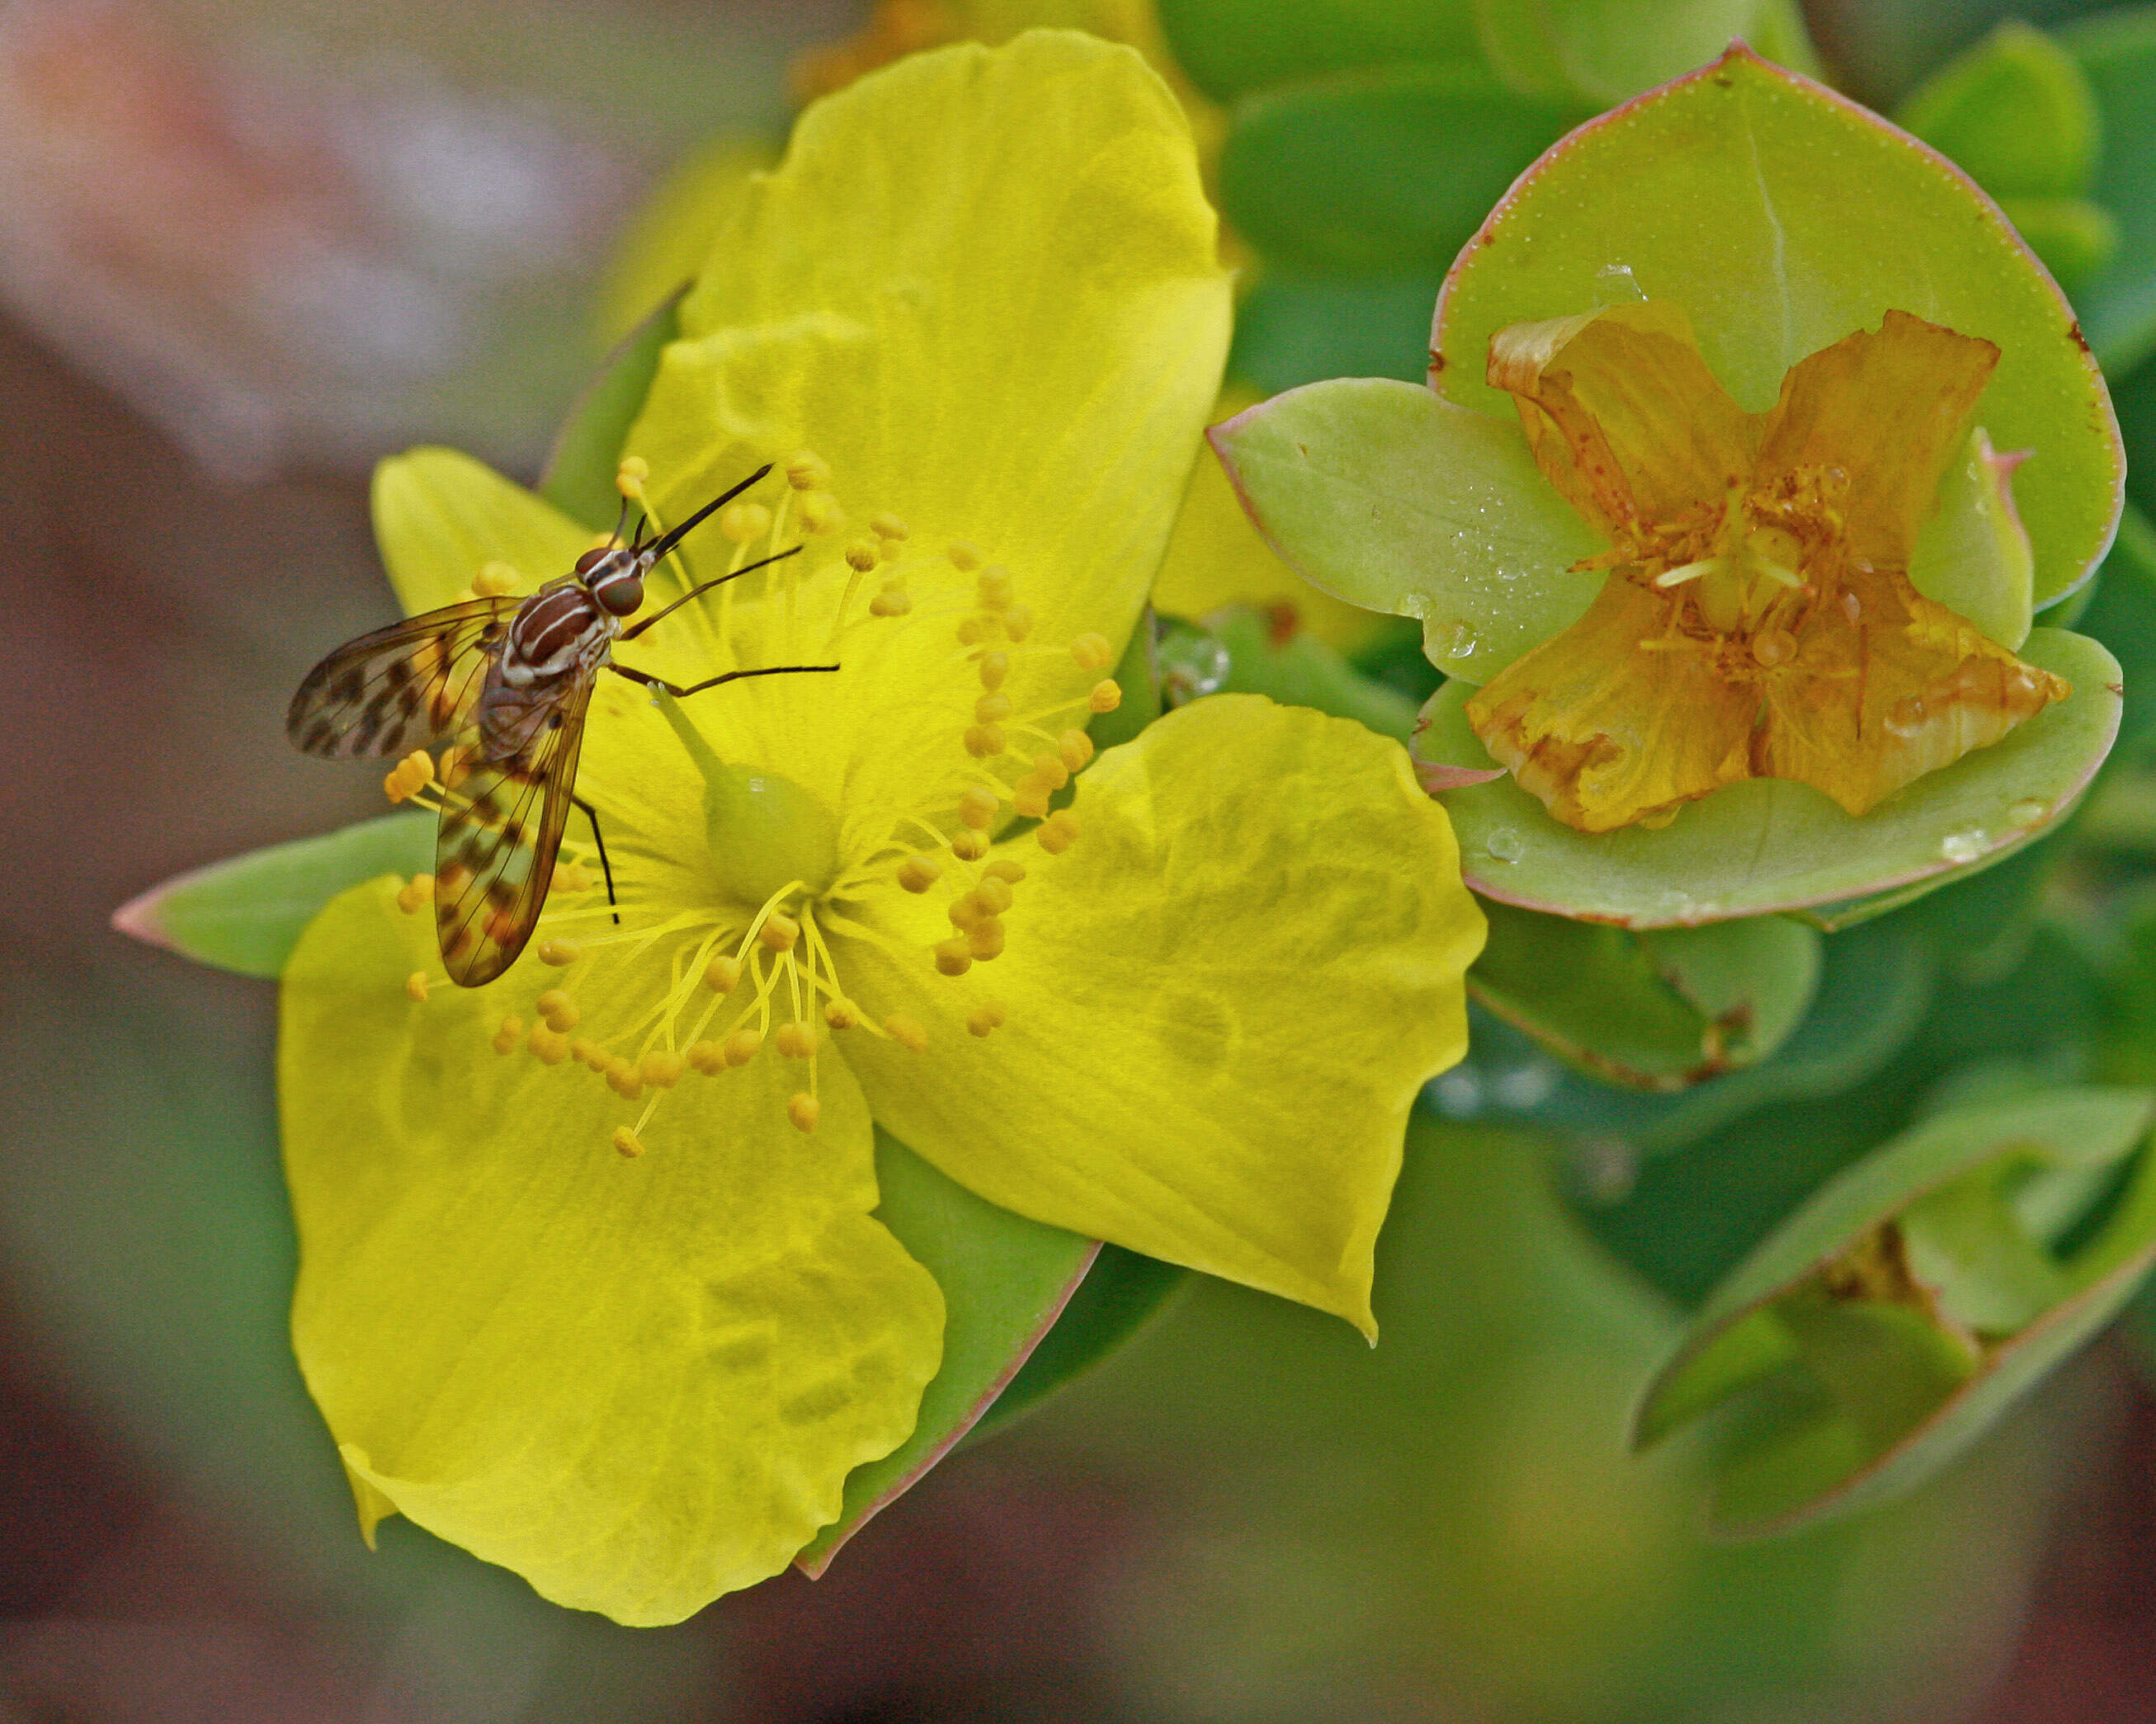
[[431, 675, 595, 987], [287, 597, 522, 759]]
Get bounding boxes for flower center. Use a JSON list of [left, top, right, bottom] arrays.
[[1623, 467, 1847, 647], [386, 451, 1125, 1156]]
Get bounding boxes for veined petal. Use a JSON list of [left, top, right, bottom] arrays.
[[1756, 310, 2000, 570], [624, 31, 1231, 818], [828, 696, 1484, 1336], [1467, 577, 1756, 831], [373, 449, 596, 617], [281, 880, 944, 1625], [1488, 302, 1755, 542]]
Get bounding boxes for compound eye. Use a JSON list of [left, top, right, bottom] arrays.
[[597, 575, 644, 616], [573, 546, 611, 576]]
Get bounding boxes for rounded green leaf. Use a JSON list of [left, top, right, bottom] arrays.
[[538, 290, 684, 533], [1413, 627, 2121, 926], [2059, 8, 2156, 370], [1907, 428, 2035, 649], [112, 814, 434, 979], [1227, 272, 1445, 396], [1634, 1086, 2156, 1536], [1212, 377, 1605, 683], [1475, 0, 1820, 108], [1894, 21, 2100, 200], [1470, 901, 1819, 1090], [1433, 46, 2123, 610], [1220, 67, 1570, 276]]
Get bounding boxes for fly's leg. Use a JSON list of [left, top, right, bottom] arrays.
[[571, 796, 620, 924]]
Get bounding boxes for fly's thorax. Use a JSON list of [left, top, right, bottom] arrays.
[[504, 584, 617, 683]]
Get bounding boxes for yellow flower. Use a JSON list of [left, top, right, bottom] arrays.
[[1463, 302, 2070, 833], [279, 33, 1482, 1624]]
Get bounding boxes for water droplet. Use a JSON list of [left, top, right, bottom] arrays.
[[1443, 620, 1480, 661], [1430, 1068, 1484, 1119], [1941, 827, 1987, 865], [1885, 695, 1928, 738], [1484, 827, 1525, 863], [1571, 1136, 1639, 1206], [1593, 262, 1645, 305], [2007, 798, 2049, 827], [1493, 1060, 1559, 1109], [1158, 633, 1231, 704]]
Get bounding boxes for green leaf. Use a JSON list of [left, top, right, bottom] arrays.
[[1220, 67, 1572, 276], [2059, 8, 2156, 370], [1470, 902, 1819, 1090], [1907, 428, 2035, 650], [1474, 0, 1821, 108], [1226, 272, 1444, 397], [1433, 47, 2123, 611], [538, 291, 682, 533], [1155, 0, 1481, 102], [1635, 1086, 2156, 1536], [1997, 195, 2121, 292], [1211, 377, 1606, 685], [2077, 506, 2156, 754], [795, 1132, 1101, 1574], [1895, 21, 2101, 200], [112, 814, 435, 979], [1165, 606, 1422, 740], [1413, 629, 2121, 926]]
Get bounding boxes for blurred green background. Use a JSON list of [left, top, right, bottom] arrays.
[[7, 1, 2156, 1718]]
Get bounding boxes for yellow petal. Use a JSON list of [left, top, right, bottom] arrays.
[[1466, 576, 1756, 831], [372, 448, 593, 616], [827, 696, 1484, 1336], [1757, 561, 2069, 815], [1487, 303, 1755, 544], [1756, 309, 2000, 571], [624, 32, 1231, 819], [281, 879, 944, 1624]]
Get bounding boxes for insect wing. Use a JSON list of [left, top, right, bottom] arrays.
[[431, 677, 594, 987], [287, 597, 522, 759]]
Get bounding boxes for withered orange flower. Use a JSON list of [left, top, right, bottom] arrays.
[[1465, 303, 2069, 833]]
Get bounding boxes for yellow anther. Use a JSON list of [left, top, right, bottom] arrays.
[[843, 539, 881, 572], [571, 1038, 610, 1070], [984, 859, 1026, 884], [719, 500, 772, 544], [960, 785, 1000, 831], [616, 455, 651, 495], [641, 1050, 686, 1089], [947, 540, 983, 572], [474, 562, 520, 597], [786, 451, 831, 491], [606, 1061, 645, 1100], [968, 917, 1007, 961], [396, 874, 433, 915], [613, 1125, 646, 1158], [552, 861, 593, 895], [897, 855, 942, 893], [951, 829, 989, 862], [528, 1025, 570, 1066], [704, 953, 743, 993], [403, 747, 436, 781], [788, 1093, 822, 1133], [977, 566, 1015, 610], [948, 896, 984, 932], [724, 1027, 764, 1067], [1038, 809, 1080, 855], [798, 492, 845, 535], [492, 1015, 523, 1054], [974, 691, 1015, 724], [538, 939, 583, 967], [967, 1001, 1007, 1037], [956, 617, 991, 646], [405, 971, 431, 1003], [1070, 632, 1114, 671], [438, 745, 470, 789], [977, 651, 1011, 691], [1011, 780, 1052, 820], [1031, 751, 1070, 791], [825, 998, 861, 1029], [384, 765, 419, 804], [870, 590, 913, 618], [973, 877, 1013, 916], [935, 938, 974, 977], [1058, 729, 1094, 771], [1088, 679, 1122, 713], [885, 1013, 928, 1051], [776, 1022, 821, 1059], [965, 723, 1007, 759], [1003, 605, 1035, 643], [688, 1039, 726, 1075], [758, 912, 802, 953], [870, 512, 909, 541], [1752, 628, 1799, 667], [536, 989, 578, 1032]]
